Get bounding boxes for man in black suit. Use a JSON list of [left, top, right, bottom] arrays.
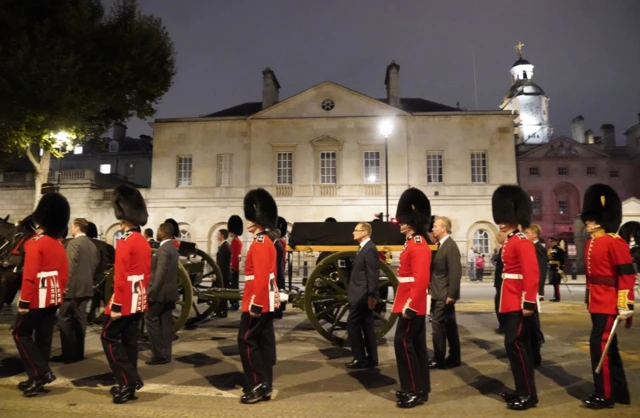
[[428, 216, 462, 369], [493, 231, 506, 334], [345, 222, 379, 369], [215, 229, 231, 318], [145, 223, 180, 365], [524, 224, 547, 368], [85, 222, 114, 324]]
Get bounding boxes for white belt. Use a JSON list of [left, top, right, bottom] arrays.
[[37, 271, 58, 278], [398, 276, 415, 283], [127, 274, 144, 281], [245, 273, 275, 282], [502, 273, 523, 279]]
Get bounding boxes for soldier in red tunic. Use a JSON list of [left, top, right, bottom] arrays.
[[102, 185, 151, 404], [392, 188, 432, 408], [580, 184, 634, 409], [238, 189, 279, 404], [229, 215, 243, 310], [492, 185, 539, 411], [13, 192, 70, 396]]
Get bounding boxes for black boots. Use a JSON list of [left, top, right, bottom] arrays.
[[396, 389, 428, 408], [22, 372, 56, 397], [240, 383, 272, 404]]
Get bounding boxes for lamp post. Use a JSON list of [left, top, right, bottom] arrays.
[[379, 119, 393, 221], [52, 131, 71, 188]]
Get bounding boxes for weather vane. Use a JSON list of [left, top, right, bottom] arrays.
[[514, 42, 525, 57]]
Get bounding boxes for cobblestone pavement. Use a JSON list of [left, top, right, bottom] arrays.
[[0, 287, 638, 418]]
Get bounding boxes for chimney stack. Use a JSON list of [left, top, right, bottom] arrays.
[[385, 61, 401, 107], [571, 115, 585, 143], [262, 67, 280, 109], [585, 129, 595, 144], [113, 123, 127, 141], [600, 124, 616, 148]]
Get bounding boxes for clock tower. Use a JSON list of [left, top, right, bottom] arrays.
[[500, 43, 552, 144]]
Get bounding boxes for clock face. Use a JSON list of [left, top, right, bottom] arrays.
[[524, 103, 541, 117]]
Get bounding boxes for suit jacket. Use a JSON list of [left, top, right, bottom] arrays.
[[89, 238, 115, 285], [494, 249, 504, 289], [65, 235, 99, 298], [216, 240, 231, 285], [347, 239, 379, 304], [149, 240, 180, 303], [534, 241, 548, 285], [274, 239, 285, 287], [429, 236, 462, 301]]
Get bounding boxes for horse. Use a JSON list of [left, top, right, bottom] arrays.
[[0, 214, 35, 307]]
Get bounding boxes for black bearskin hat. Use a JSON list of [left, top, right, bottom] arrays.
[[277, 216, 287, 237], [243, 188, 278, 230], [87, 222, 98, 239], [581, 184, 622, 233], [492, 185, 532, 229], [618, 221, 640, 245], [325, 217, 337, 222], [112, 185, 148, 227], [41, 182, 58, 194], [395, 188, 431, 236], [227, 215, 244, 236], [164, 218, 180, 239], [33, 193, 70, 238]]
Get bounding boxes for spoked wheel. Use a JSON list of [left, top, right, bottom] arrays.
[[183, 249, 223, 325], [304, 251, 398, 345]]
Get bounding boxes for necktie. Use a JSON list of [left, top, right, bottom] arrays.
[[436, 242, 441, 250]]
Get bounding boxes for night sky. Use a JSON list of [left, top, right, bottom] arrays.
[[111, 0, 640, 145]]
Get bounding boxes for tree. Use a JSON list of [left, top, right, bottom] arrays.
[[0, 0, 176, 206]]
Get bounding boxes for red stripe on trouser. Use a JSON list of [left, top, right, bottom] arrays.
[[14, 317, 38, 377], [601, 315, 614, 399], [244, 317, 257, 385], [514, 316, 532, 395], [103, 319, 128, 386], [403, 320, 416, 392]]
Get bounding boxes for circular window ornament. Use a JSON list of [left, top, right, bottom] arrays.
[[321, 98, 335, 111]]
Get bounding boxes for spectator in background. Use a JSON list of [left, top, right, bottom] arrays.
[[474, 254, 485, 282], [467, 247, 476, 281]]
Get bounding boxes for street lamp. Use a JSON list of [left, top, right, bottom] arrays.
[[52, 131, 71, 187], [379, 119, 393, 221]]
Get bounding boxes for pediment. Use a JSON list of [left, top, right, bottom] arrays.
[[310, 135, 344, 151], [622, 198, 640, 224], [250, 81, 407, 119], [519, 137, 611, 160]]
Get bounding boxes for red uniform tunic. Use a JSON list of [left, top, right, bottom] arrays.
[[392, 235, 431, 316], [231, 236, 242, 272], [172, 240, 180, 250], [242, 233, 276, 314], [18, 234, 68, 310], [499, 231, 539, 313], [585, 232, 636, 315], [105, 230, 151, 316]]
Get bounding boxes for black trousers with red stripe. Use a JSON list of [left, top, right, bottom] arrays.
[[101, 313, 142, 387], [589, 314, 629, 402], [237, 312, 276, 391], [12, 306, 57, 380], [504, 311, 537, 398], [394, 315, 430, 393]]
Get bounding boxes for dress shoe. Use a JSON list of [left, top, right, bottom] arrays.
[[112, 385, 137, 404], [145, 357, 170, 365], [550, 298, 561, 303], [396, 389, 427, 401], [445, 357, 461, 368], [539, 296, 544, 302], [345, 359, 370, 369], [397, 392, 428, 408], [507, 395, 538, 411], [500, 391, 519, 402], [582, 394, 614, 409], [23, 372, 56, 397], [428, 360, 444, 370], [18, 378, 33, 391], [111, 380, 144, 396], [240, 383, 271, 404]]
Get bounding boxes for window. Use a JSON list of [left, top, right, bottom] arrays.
[[427, 151, 443, 184], [108, 141, 119, 153], [363, 151, 381, 183], [276, 152, 293, 185], [532, 197, 541, 216], [217, 154, 232, 186], [125, 163, 135, 178], [557, 167, 568, 176], [470, 151, 487, 183], [529, 167, 539, 176], [177, 155, 192, 187], [99, 164, 111, 174], [610, 170, 619, 178], [320, 151, 336, 184], [73, 145, 83, 155], [558, 200, 568, 215], [321, 98, 335, 111], [473, 229, 490, 256], [586, 166, 596, 176]]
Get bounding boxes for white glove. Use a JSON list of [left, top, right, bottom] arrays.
[[618, 309, 634, 319]]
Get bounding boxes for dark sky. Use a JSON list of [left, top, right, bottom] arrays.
[[113, 0, 640, 145]]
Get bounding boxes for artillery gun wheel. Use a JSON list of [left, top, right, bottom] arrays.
[[304, 251, 398, 345], [183, 249, 223, 325]]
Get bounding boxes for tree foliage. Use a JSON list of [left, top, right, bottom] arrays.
[[0, 0, 176, 157]]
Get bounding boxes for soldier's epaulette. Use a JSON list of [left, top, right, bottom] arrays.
[[515, 232, 526, 239], [413, 236, 423, 244], [256, 235, 265, 243], [120, 231, 133, 241], [607, 233, 621, 239], [32, 234, 44, 241]]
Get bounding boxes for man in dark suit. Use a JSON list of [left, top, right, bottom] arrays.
[[493, 232, 506, 334], [86, 222, 115, 324], [428, 216, 462, 369], [524, 224, 547, 368], [215, 228, 231, 318], [145, 223, 180, 365], [53, 218, 99, 363], [345, 222, 379, 369]]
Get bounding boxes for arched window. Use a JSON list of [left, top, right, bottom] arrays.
[[473, 229, 490, 256]]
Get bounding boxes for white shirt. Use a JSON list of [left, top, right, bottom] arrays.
[[467, 249, 475, 263], [74, 233, 86, 238], [438, 235, 450, 246], [160, 239, 172, 247], [360, 237, 371, 248]]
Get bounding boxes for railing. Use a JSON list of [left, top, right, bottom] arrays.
[[315, 185, 338, 196], [1, 172, 28, 182], [364, 184, 382, 196], [275, 185, 293, 197], [48, 169, 89, 181]]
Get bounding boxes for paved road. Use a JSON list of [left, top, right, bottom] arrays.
[[0, 283, 638, 417]]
